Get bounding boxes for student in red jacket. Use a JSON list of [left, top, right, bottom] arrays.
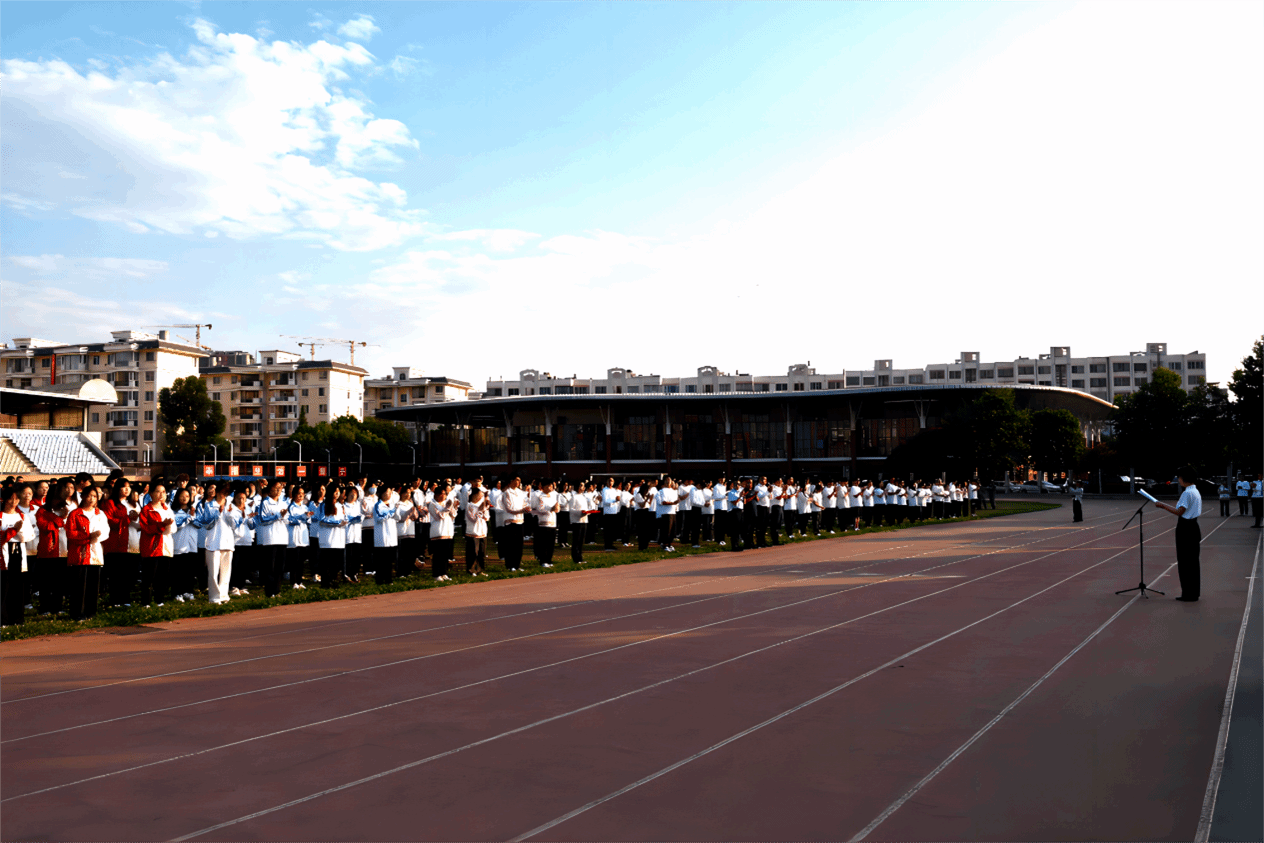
[[33, 480, 74, 616], [100, 479, 139, 607], [2, 488, 35, 626], [64, 485, 109, 620], [137, 482, 176, 606]]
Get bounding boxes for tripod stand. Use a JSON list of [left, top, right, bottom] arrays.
[[1117, 498, 1164, 598]]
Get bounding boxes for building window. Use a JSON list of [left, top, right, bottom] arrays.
[[997, 368, 1014, 378], [863, 377, 875, 385], [1086, 363, 1104, 373], [827, 380, 843, 389], [320, 372, 328, 380], [892, 376, 905, 384], [717, 384, 731, 392], [1135, 376, 1148, 385], [1071, 365, 1084, 374], [907, 374, 923, 384], [574, 386, 589, 394], [301, 389, 308, 397], [1188, 360, 1205, 370], [591, 386, 604, 394], [318, 388, 325, 396], [92, 355, 100, 365], [775, 383, 788, 392], [685, 385, 697, 393], [1017, 366, 1035, 376], [434, 385, 445, 395], [665, 385, 680, 393], [488, 388, 503, 396], [1114, 377, 1130, 387], [1039, 380, 1052, 386], [509, 387, 521, 396], [539, 387, 552, 395], [949, 370, 962, 380], [793, 382, 805, 391], [1168, 361, 1183, 370], [845, 376, 860, 386], [40, 358, 50, 368], [145, 370, 155, 381], [756, 383, 770, 392], [144, 391, 154, 402], [1113, 362, 1130, 373], [319, 404, 327, 413], [979, 370, 994, 379], [301, 372, 309, 380], [143, 430, 154, 441], [144, 410, 154, 421], [735, 382, 753, 392], [145, 351, 155, 362], [1188, 374, 1202, 384], [91, 412, 100, 423], [1133, 362, 1147, 372], [929, 370, 946, 380], [1037, 366, 1051, 375], [626, 386, 639, 393], [1071, 379, 1085, 388], [809, 382, 822, 390]]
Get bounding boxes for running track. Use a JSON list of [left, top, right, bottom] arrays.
[[1, 501, 1258, 841]]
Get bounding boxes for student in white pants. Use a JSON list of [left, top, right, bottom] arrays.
[[204, 489, 244, 604]]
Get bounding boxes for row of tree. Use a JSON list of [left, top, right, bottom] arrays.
[[156, 336, 1263, 482]]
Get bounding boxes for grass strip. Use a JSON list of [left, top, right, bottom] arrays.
[[1, 500, 1059, 643]]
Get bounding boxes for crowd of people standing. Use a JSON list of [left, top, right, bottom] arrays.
[[1, 469, 990, 628]]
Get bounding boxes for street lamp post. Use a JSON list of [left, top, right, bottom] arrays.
[[210, 444, 218, 477], [355, 443, 363, 473]]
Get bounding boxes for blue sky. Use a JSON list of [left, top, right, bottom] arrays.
[[2, 1, 1261, 385]]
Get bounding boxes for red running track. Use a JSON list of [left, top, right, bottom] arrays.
[[1, 501, 1257, 842]]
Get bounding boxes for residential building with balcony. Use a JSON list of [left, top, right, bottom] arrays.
[[364, 367, 473, 442], [1, 331, 205, 464], [199, 349, 366, 458]]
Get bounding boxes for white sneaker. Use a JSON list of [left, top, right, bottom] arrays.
[[296, 583, 306, 589], [175, 595, 185, 603], [719, 541, 726, 546], [156, 603, 164, 607], [230, 588, 242, 596]]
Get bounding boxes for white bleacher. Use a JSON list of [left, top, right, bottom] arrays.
[[1, 429, 118, 475]]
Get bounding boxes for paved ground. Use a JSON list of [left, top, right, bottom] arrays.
[[1, 501, 1258, 842]]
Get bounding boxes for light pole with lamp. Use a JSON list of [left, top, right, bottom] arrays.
[[409, 444, 416, 475], [355, 442, 363, 473], [209, 444, 218, 479]]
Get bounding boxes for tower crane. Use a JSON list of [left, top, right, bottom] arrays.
[[142, 323, 213, 348], [280, 335, 378, 366]]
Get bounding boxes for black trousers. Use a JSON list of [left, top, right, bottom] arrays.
[[374, 545, 398, 585], [807, 511, 820, 535], [431, 539, 454, 577], [683, 509, 701, 546], [286, 545, 309, 585], [768, 506, 782, 545], [784, 509, 798, 536], [230, 545, 252, 589], [636, 511, 654, 551], [319, 547, 344, 587], [755, 507, 770, 547], [501, 523, 524, 569], [1220, 499, 1231, 517], [1072, 499, 1083, 522], [105, 551, 137, 605], [602, 513, 620, 550], [1, 567, 25, 626], [658, 514, 676, 548], [701, 513, 714, 542], [397, 536, 416, 577], [557, 513, 570, 546], [137, 555, 159, 605], [65, 565, 101, 620], [465, 536, 486, 574], [1254, 497, 1263, 528], [535, 527, 556, 565], [572, 523, 587, 562], [1175, 518, 1200, 599], [31, 557, 64, 615], [260, 544, 286, 597], [344, 542, 362, 578], [713, 510, 727, 545], [1239, 496, 1250, 516]]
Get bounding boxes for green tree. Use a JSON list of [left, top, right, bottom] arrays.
[[157, 377, 229, 461], [285, 413, 415, 466], [1111, 367, 1188, 478], [1228, 336, 1263, 473], [1184, 382, 1234, 479], [951, 389, 1030, 481], [1029, 408, 1086, 480]]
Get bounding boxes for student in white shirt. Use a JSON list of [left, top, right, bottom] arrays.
[[500, 477, 529, 571], [621, 482, 635, 547], [656, 480, 680, 552], [1236, 477, 1251, 517], [532, 480, 561, 567], [633, 481, 655, 552], [699, 480, 716, 543], [1, 488, 36, 626], [1153, 467, 1203, 601], [782, 478, 798, 537], [569, 482, 599, 563], [872, 482, 886, 527], [556, 483, 572, 549], [465, 488, 492, 576], [370, 483, 400, 585], [861, 482, 875, 527], [252, 481, 290, 597], [822, 481, 837, 533], [712, 478, 729, 546], [285, 487, 312, 590], [317, 486, 349, 589], [600, 478, 622, 551], [766, 478, 783, 546], [1217, 482, 1232, 517], [428, 482, 459, 581], [205, 489, 246, 604]]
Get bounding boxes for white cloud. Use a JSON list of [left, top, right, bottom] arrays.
[[387, 55, 419, 79], [338, 15, 381, 43], [6, 254, 170, 279], [0, 280, 209, 343], [1, 19, 423, 251]]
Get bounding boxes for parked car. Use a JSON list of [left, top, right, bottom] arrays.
[[1017, 480, 1063, 494], [992, 480, 1022, 493]]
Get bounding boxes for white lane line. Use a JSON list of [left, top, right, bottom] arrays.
[[8, 518, 1123, 805], [0, 504, 1087, 694], [6, 516, 1121, 743], [160, 525, 1136, 841], [508, 528, 1179, 843], [1194, 530, 1260, 843]]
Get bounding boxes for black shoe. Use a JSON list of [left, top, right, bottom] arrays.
[[1175, 596, 1199, 602]]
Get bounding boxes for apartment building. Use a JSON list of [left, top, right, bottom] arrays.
[[2, 331, 204, 464], [363, 367, 472, 442], [199, 349, 366, 457], [484, 343, 1208, 405]]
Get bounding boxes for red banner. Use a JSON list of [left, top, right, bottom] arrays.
[[337, 466, 347, 478], [296, 465, 307, 478], [251, 465, 264, 477], [228, 465, 240, 477], [202, 464, 215, 477], [317, 465, 327, 477], [276, 465, 287, 478]]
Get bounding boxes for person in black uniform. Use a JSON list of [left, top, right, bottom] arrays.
[[1153, 467, 1202, 602]]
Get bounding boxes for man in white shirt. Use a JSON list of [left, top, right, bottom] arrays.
[[686, 481, 706, 548], [712, 478, 728, 546], [656, 479, 680, 552], [1153, 467, 1202, 601], [699, 481, 715, 543], [753, 476, 771, 548], [1235, 477, 1251, 517], [499, 477, 529, 571], [532, 480, 561, 567], [569, 482, 599, 563], [600, 478, 622, 551], [767, 478, 784, 545], [782, 478, 798, 537], [620, 483, 635, 547]]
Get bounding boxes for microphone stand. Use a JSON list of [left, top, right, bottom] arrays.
[[1116, 494, 1164, 598]]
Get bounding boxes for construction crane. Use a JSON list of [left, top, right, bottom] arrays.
[[280, 335, 378, 366], [143, 323, 213, 348]]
